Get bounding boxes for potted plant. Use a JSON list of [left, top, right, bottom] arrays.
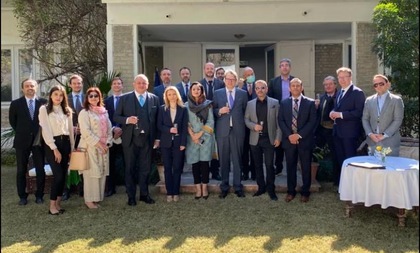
[[312, 144, 331, 183]]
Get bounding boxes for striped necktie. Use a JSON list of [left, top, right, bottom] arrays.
[[29, 99, 34, 120], [292, 99, 298, 133]]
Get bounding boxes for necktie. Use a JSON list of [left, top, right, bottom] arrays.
[[228, 90, 234, 109], [115, 96, 120, 109], [248, 83, 253, 96], [207, 80, 213, 99], [292, 99, 299, 133], [29, 99, 34, 120], [75, 95, 82, 112], [139, 95, 145, 107], [337, 90, 344, 104], [185, 83, 189, 96]]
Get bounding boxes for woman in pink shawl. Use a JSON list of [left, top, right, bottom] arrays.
[[78, 87, 113, 209]]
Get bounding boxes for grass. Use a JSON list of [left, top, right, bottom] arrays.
[[1, 165, 419, 253]]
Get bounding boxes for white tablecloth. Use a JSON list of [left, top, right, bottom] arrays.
[[339, 156, 419, 209]]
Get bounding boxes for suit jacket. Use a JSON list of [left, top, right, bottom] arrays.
[[316, 90, 337, 130], [244, 97, 281, 145], [153, 84, 167, 105], [113, 91, 160, 147], [362, 92, 404, 153], [242, 81, 257, 100], [267, 75, 294, 103], [9, 96, 47, 149], [175, 82, 188, 103], [213, 88, 248, 138], [67, 93, 85, 127], [333, 84, 366, 138], [199, 78, 225, 101], [104, 95, 119, 127], [278, 96, 317, 149], [157, 105, 188, 148]]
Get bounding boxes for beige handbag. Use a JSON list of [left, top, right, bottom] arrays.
[[69, 148, 88, 171]]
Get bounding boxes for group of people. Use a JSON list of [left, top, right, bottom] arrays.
[[9, 58, 404, 214]]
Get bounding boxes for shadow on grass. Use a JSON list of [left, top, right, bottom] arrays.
[[1, 166, 418, 253]]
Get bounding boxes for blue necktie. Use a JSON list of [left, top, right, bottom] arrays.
[[139, 95, 145, 107], [115, 96, 120, 109], [228, 90, 234, 109], [29, 99, 34, 120], [75, 94, 82, 112]]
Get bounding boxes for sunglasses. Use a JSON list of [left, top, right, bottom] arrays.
[[88, 94, 99, 98], [373, 82, 385, 88]]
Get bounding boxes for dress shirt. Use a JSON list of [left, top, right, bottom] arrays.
[[281, 77, 291, 100], [256, 97, 268, 135]]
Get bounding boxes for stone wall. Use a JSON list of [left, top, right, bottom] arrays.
[[315, 44, 343, 94], [112, 25, 135, 93]]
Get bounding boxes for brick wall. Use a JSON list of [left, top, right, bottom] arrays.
[[356, 22, 378, 97], [112, 25, 135, 93], [314, 44, 342, 94]]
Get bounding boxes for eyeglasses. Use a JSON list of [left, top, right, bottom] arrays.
[[373, 82, 385, 88], [255, 87, 266, 90], [88, 94, 99, 98]]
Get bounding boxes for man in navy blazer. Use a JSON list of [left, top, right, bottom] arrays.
[[329, 67, 366, 186], [175, 67, 191, 103], [278, 78, 317, 203], [9, 79, 47, 205], [104, 77, 124, 197], [153, 68, 173, 105], [213, 70, 248, 198], [114, 74, 160, 206], [199, 62, 225, 181], [268, 58, 294, 175]]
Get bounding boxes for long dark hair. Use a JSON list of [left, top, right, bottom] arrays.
[[188, 82, 206, 104], [46, 85, 72, 116]]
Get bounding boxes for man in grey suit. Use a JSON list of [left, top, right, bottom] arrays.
[[114, 74, 160, 206], [245, 80, 281, 201], [362, 74, 404, 156], [213, 70, 248, 198]]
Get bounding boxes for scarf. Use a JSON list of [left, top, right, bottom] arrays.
[[90, 105, 108, 145], [187, 96, 212, 124]]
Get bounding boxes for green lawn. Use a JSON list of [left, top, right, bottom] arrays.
[[1, 166, 418, 253]]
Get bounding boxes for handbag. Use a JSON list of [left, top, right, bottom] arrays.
[[69, 148, 89, 171]]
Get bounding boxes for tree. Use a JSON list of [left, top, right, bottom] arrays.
[[372, 0, 419, 97], [13, 0, 107, 87], [372, 0, 419, 138]]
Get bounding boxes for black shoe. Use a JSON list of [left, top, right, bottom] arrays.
[[268, 192, 278, 201], [235, 191, 245, 198], [275, 168, 283, 175], [48, 210, 60, 215], [105, 190, 116, 197], [35, 197, 44, 204], [242, 175, 249, 181], [203, 193, 209, 200], [127, 198, 137, 206], [19, 198, 28, 206], [59, 209, 66, 214], [212, 173, 222, 181], [253, 190, 266, 197], [139, 195, 155, 204], [219, 191, 228, 199], [62, 191, 70, 201]]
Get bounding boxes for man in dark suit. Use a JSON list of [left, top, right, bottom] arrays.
[[245, 79, 281, 201], [64, 74, 85, 200], [114, 74, 160, 206], [9, 79, 47, 205], [104, 77, 124, 197], [213, 70, 248, 198], [329, 67, 365, 186], [175, 67, 191, 103], [153, 68, 172, 105], [268, 58, 294, 175], [314, 76, 339, 183], [199, 62, 225, 181], [241, 66, 256, 181], [278, 78, 317, 203]]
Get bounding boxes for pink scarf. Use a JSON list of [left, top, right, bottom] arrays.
[[90, 105, 108, 145]]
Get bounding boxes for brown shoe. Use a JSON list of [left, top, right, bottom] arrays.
[[285, 194, 295, 202], [300, 196, 309, 203]]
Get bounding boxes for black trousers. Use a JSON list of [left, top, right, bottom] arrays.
[[15, 145, 45, 199], [192, 161, 210, 184], [250, 136, 275, 193], [106, 143, 124, 192], [44, 135, 71, 200]]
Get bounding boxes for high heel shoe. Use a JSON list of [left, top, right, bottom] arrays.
[[203, 194, 209, 200], [48, 210, 60, 215], [194, 195, 202, 200], [58, 209, 65, 214]]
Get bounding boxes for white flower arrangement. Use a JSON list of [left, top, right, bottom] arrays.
[[374, 145, 392, 163]]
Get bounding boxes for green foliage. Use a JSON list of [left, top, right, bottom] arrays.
[[400, 96, 419, 138], [372, 0, 419, 97], [93, 71, 121, 97], [312, 144, 331, 163]]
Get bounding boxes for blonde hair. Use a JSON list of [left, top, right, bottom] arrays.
[[163, 86, 184, 109]]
